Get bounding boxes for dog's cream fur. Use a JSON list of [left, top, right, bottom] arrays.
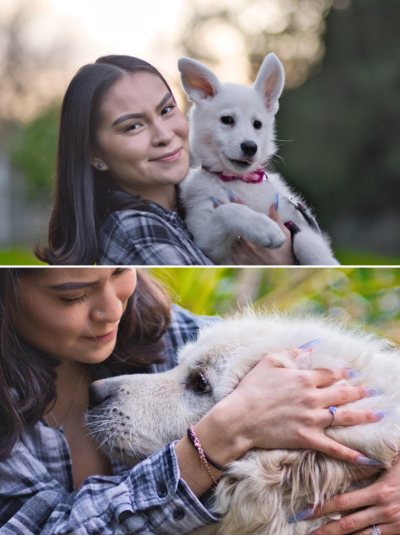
[[178, 55, 340, 265], [87, 312, 400, 534]]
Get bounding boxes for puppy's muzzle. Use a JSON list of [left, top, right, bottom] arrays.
[[88, 380, 115, 409]]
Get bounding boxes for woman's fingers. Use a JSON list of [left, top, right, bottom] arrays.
[[319, 384, 383, 408], [323, 407, 388, 427], [309, 507, 384, 535], [310, 368, 356, 387], [225, 187, 245, 204], [311, 486, 378, 519], [310, 434, 381, 466]]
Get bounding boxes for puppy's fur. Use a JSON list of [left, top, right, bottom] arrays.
[[178, 55, 339, 265], [87, 312, 400, 534]]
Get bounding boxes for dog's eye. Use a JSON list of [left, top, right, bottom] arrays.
[[221, 116, 234, 125], [187, 372, 212, 395], [254, 120, 262, 129]]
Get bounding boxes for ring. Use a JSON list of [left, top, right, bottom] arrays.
[[328, 406, 337, 427], [372, 526, 381, 535]]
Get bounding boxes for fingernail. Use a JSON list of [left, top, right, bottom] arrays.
[[225, 187, 238, 202], [275, 193, 279, 210], [346, 369, 362, 379], [287, 507, 314, 523], [366, 388, 384, 398], [298, 338, 321, 350], [373, 410, 391, 420], [356, 456, 382, 466], [210, 196, 222, 208]]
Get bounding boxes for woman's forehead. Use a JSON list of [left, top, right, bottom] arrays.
[[23, 268, 116, 289], [101, 72, 171, 119]]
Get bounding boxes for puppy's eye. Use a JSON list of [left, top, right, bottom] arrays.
[[254, 120, 262, 129], [186, 372, 212, 395], [221, 116, 234, 125]]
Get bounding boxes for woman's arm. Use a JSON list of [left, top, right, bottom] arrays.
[[0, 437, 217, 535]]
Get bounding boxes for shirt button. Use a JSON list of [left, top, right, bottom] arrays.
[[157, 482, 168, 498], [173, 507, 185, 521]]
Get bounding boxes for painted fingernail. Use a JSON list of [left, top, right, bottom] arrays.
[[287, 507, 314, 523], [346, 368, 362, 379], [299, 338, 321, 350], [356, 456, 382, 466], [373, 410, 391, 420], [366, 388, 384, 398], [275, 193, 279, 210], [210, 196, 222, 208], [225, 187, 238, 202]]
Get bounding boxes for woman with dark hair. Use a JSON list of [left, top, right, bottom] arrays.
[[0, 267, 388, 534], [35, 55, 293, 266]]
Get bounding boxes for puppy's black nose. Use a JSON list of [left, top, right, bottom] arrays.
[[241, 140, 257, 157], [88, 381, 112, 409]]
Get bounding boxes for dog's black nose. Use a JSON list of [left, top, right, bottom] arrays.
[[88, 381, 113, 409], [241, 141, 257, 157]]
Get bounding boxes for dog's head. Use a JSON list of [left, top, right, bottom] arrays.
[[178, 53, 285, 175]]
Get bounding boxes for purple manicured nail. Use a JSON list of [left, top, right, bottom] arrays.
[[299, 338, 321, 350], [373, 410, 391, 420], [287, 507, 314, 523], [225, 187, 238, 202], [346, 369, 362, 379], [366, 388, 384, 398], [356, 456, 382, 466], [210, 196, 222, 208], [275, 193, 279, 210]]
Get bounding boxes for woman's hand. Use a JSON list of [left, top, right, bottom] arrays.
[[231, 203, 295, 265], [303, 457, 400, 535], [194, 354, 384, 470]]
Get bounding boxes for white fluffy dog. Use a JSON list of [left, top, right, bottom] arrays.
[[87, 312, 400, 535], [178, 54, 340, 266]]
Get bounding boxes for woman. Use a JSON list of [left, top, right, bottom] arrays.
[[35, 55, 294, 266], [0, 267, 395, 534]]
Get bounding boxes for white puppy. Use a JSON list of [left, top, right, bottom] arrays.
[[178, 54, 340, 265], [87, 312, 400, 535]]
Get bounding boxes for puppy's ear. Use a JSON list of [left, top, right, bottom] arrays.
[[253, 53, 285, 115], [178, 58, 221, 103]]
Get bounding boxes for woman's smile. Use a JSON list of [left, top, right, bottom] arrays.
[[83, 325, 119, 343], [151, 147, 182, 163]]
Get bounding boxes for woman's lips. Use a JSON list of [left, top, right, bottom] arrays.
[[84, 326, 118, 343], [152, 148, 182, 163]]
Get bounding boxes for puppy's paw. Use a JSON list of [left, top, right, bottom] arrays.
[[245, 219, 286, 249]]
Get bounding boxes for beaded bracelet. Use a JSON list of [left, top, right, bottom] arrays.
[[187, 426, 220, 491]]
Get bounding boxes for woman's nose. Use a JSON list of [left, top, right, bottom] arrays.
[[152, 122, 174, 145], [91, 290, 123, 323]]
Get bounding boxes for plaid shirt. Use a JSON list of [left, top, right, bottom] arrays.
[[98, 192, 213, 266], [0, 306, 219, 535]]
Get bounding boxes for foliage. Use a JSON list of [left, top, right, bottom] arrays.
[[149, 267, 400, 343], [9, 106, 58, 199], [0, 249, 44, 265], [274, 0, 400, 253]]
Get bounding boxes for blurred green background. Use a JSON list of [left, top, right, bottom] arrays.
[[0, 0, 399, 264], [149, 267, 400, 343]]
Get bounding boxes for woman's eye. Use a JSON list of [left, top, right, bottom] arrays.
[[254, 120, 262, 129], [113, 268, 130, 278], [59, 294, 89, 307], [221, 116, 234, 125], [125, 123, 141, 132], [161, 105, 175, 116]]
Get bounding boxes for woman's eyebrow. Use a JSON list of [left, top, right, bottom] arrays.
[[45, 281, 99, 291], [112, 92, 173, 127]]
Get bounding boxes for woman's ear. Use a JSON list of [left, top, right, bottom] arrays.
[[89, 150, 109, 171]]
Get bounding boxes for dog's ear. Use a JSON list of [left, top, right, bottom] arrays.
[[178, 58, 221, 102], [253, 53, 285, 114]]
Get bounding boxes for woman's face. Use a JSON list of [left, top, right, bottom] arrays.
[[91, 72, 190, 201], [14, 268, 136, 365]]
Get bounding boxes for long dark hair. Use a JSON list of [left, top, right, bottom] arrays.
[[35, 55, 175, 265], [0, 268, 171, 460]]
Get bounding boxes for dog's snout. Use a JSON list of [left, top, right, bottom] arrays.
[[88, 381, 113, 409], [241, 140, 257, 157]]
